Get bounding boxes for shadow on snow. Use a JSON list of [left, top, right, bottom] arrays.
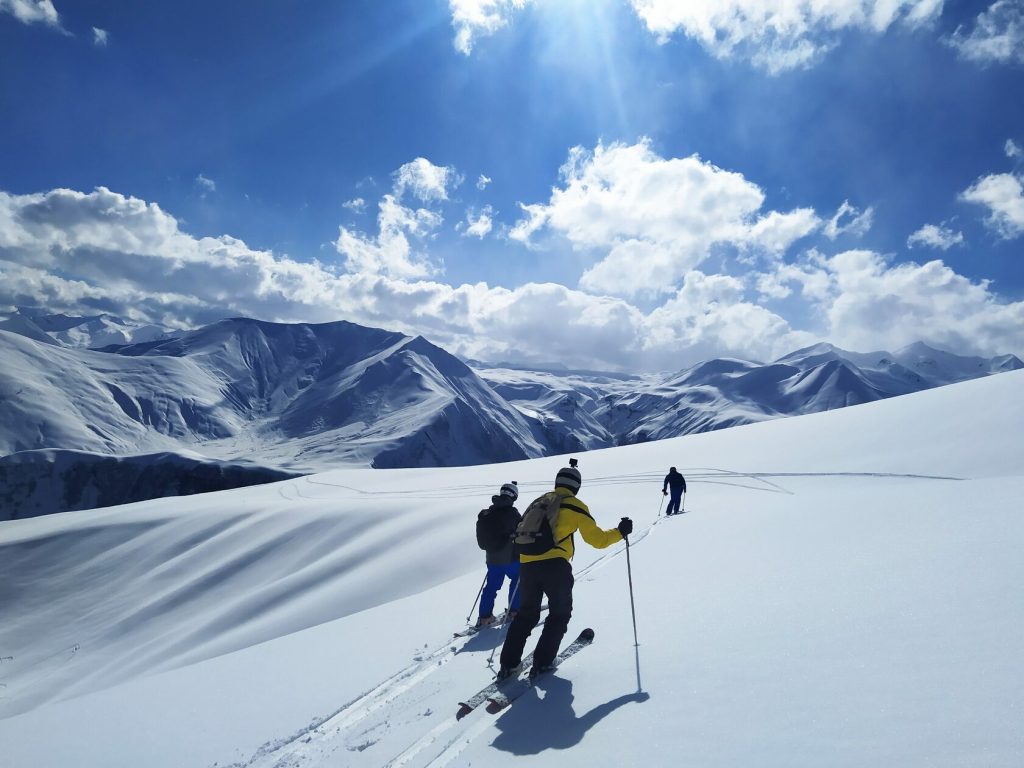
[[489, 676, 649, 756]]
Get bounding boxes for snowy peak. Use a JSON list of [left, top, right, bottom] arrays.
[[1, 306, 176, 348], [893, 341, 1024, 384], [776, 340, 1024, 386], [118, 317, 401, 359], [0, 312, 59, 345], [477, 340, 1021, 449], [992, 354, 1024, 373], [115, 317, 411, 417], [0, 317, 544, 484], [666, 357, 761, 388]]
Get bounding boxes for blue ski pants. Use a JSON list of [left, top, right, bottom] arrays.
[[480, 562, 520, 618]]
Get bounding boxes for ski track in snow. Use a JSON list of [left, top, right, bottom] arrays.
[[218, 466, 967, 768], [232, 631, 471, 768], [419, 712, 495, 768], [302, 467, 957, 503], [223, 503, 704, 768]]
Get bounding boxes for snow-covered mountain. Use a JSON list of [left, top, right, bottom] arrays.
[[0, 307, 175, 349], [0, 318, 550, 514], [470, 364, 642, 453], [0, 318, 544, 470], [1, 318, 1020, 516], [1, 370, 1021, 767], [109, 318, 545, 468], [478, 341, 1023, 446]]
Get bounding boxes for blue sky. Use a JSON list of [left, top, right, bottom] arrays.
[[1, 0, 1022, 370]]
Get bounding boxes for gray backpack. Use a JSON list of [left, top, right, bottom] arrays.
[[513, 491, 563, 556]]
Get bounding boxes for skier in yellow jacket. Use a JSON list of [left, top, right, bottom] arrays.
[[498, 463, 633, 679]]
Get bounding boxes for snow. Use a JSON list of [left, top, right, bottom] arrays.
[[478, 341, 1023, 448], [6, 317, 1019, 474], [0, 448, 297, 520], [0, 307, 176, 349], [0, 320, 543, 473], [0, 370, 1022, 767]]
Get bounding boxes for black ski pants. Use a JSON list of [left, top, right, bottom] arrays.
[[499, 557, 573, 671]]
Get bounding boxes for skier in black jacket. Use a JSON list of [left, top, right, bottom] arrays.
[[662, 467, 687, 516], [475, 482, 522, 627]]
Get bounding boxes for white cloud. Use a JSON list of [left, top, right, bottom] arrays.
[[1006, 138, 1023, 158], [747, 208, 823, 252], [335, 194, 443, 279], [3, 184, 1022, 372], [449, 0, 531, 55], [92, 26, 108, 47], [823, 200, 874, 240], [907, 223, 965, 250], [446, 0, 943, 71], [626, 0, 942, 73], [0, 186, 660, 370], [195, 174, 216, 196], [477, 174, 492, 190], [393, 158, 460, 202], [471, 282, 650, 368], [960, 172, 1024, 238], [513, 139, 819, 298], [0, 187, 180, 257], [646, 270, 815, 362], [948, 0, 1024, 65], [0, 0, 59, 27], [334, 157, 467, 276], [756, 260, 831, 302], [462, 206, 494, 238], [762, 249, 1024, 357], [508, 202, 549, 244]]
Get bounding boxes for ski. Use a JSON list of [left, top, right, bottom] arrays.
[[453, 610, 512, 637], [484, 627, 595, 714], [455, 650, 535, 720], [453, 600, 547, 638]]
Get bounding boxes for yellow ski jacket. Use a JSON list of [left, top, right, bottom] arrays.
[[520, 487, 624, 564]]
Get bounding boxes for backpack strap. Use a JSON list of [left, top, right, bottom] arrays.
[[559, 499, 590, 518], [551, 497, 585, 551]]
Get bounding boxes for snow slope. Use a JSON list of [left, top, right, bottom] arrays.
[[1, 370, 1021, 767]]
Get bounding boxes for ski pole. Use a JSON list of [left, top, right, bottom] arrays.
[[681, 490, 686, 513], [465, 573, 486, 624], [506, 575, 521, 622], [657, 493, 665, 517], [623, 529, 639, 647]]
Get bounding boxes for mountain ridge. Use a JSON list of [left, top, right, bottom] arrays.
[[0, 317, 1020, 515]]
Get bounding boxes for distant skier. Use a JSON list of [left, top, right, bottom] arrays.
[[497, 461, 632, 679], [662, 466, 687, 516], [475, 482, 522, 627]]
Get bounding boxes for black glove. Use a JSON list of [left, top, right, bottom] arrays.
[[618, 517, 633, 537], [662, 489, 667, 496]]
